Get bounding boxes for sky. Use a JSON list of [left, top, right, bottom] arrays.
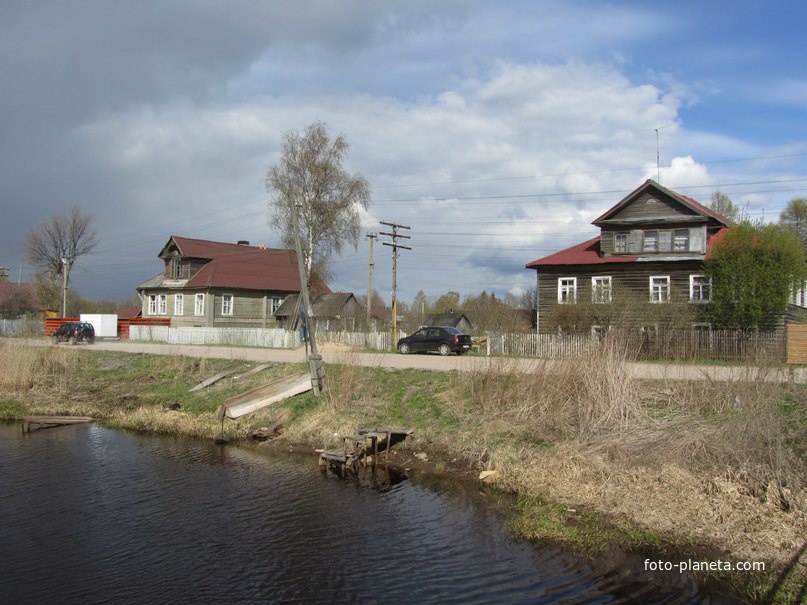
[[2, 0, 807, 308]]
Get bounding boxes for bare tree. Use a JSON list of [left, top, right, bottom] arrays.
[[779, 197, 807, 249], [266, 121, 371, 286], [25, 205, 98, 316]]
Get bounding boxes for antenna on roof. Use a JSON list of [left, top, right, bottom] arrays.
[[654, 124, 673, 183]]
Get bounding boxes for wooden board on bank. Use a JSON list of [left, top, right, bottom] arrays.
[[217, 372, 313, 419], [23, 416, 94, 433]]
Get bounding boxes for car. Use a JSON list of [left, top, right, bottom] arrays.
[[51, 322, 95, 345], [397, 326, 472, 356]]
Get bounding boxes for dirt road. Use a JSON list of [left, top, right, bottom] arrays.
[[67, 339, 806, 383]]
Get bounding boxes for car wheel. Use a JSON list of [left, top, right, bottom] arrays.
[[398, 343, 410, 355], [438, 343, 450, 356], [51, 335, 59, 345], [68, 335, 77, 345]]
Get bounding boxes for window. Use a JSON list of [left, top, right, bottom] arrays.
[[147, 294, 157, 315], [170, 258, 182, 279], [690, 275, 711, 303], [174, 293, 184, 315], [271, 296, 282, 314], [591, 325, 608, 341], [558, 277, 577, 304], [221, 294, 233, 316], [791, 281, 807, 307], [643, 230, 658, 252], [194, 293, 205, 316], [591, 276, 612, 303], [673, 229, 690, 252], [649, 276, 670, 303], [157, 294, 167, 315], [613, 232, 628, 253]]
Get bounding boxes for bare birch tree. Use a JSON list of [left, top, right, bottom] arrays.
[[25, 205, 98, 316], [266, 121, 371, 287]]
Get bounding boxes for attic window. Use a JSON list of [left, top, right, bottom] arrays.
[[643, 231, 658, 252], [170, 257, 182, 279]]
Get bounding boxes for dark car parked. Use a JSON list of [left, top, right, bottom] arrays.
[[397, 326, 472, 356], [51, 322, 95, 345]]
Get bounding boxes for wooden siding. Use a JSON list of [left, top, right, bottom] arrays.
[[536, 261, 707, 334], [787, 324, 807, 364], [600, 225, 707, 256], [141, 289, 290, 328], [603, 191, 700, 224]]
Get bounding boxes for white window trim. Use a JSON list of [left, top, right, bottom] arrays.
[[649, 275, 670, 303], [557, 277, 577, 304], [174, 293, 184, 316], [221, 293, 233, 316], [689, 275, 711, 303], [147, 294, 157, 315], [194, 293, 205, 316], [157, 294, 167, 315], [591, 276, 612, 304], [613, 232, 628, 254]]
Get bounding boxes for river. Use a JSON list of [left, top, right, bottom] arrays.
[[0, 422, 739, 604]]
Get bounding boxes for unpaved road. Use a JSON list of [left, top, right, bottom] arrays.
[[47, 339, 807, 383]]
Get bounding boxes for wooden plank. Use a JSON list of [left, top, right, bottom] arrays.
[[217, 372, 312, 419], [23, 416, 93, 433], [189, 370, 232, 392]]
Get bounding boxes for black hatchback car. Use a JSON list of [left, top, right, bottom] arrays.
[[51, 322, 95, 345], [397, 326, 472, 356]]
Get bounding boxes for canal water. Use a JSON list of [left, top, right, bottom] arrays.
[[0, 423, 736, 604]]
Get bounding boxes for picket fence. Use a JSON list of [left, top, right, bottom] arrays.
[[127, 326, 786, 362]]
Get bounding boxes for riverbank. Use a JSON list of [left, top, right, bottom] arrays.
[[1, 339, 805, 603]]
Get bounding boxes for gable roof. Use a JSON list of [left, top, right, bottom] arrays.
[[425, 311, 473, 328], [593, 179, 734, 227], [144, 235, 331, 293], [274, 292, 357, 318]]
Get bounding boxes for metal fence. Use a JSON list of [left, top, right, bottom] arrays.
[[0, 318, 44, 336]]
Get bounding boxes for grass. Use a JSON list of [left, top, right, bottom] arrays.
[[1, 338, 805, 603]]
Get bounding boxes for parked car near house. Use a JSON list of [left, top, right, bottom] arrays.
[[397, 326, 472, 356], [51, 322, 95, 345]]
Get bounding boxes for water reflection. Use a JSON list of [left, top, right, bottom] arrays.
[[0, 422, 737, 604]]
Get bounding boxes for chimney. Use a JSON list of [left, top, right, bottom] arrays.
[[237, 240, 250, 246]]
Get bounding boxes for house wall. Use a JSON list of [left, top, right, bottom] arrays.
[[142, 288, 289, 328], [535, 261, 708, 334]]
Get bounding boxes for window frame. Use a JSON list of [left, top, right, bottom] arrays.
[[591, 276, 612, 304], [643, 230, 658, 253], [147, 294, 157, 315], [194, 293, 205, 316], [557, 277, 577, 304], [221, 293, 234, 316], [649, 275, 670, 303], [673, 229, 690, 252], [157, 294, 167, 315], [689, 275, 711, 303], [613, 232, 628, 254], [271, 296, 282, 314], [174, 293, 184, 316]]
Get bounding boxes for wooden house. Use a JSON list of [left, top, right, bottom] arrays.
[[136, 236, 330, 328], [273, 292, 363, 331], [525, 179, 733, 334]]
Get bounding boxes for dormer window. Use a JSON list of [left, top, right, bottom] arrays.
[[613, 232, 628, 253], [673, 229, 689, 252], [170, 257, 183, 279], [643, 231, 658, 253]]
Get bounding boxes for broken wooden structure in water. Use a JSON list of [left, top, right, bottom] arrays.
[[22, 416, 94, 433], [320, 427, 415, 475]]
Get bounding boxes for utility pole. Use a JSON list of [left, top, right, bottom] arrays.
[[379, 221, 411, 349], [290, 200, 324, 395], [366, 233, 377, 330], [61, 257, 71, 318]]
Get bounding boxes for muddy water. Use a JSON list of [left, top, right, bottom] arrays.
[[0, 423, 737, 604]]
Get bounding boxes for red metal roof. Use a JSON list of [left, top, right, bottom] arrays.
[[161, 236, 328, 293], [526, 236, 637, 268]]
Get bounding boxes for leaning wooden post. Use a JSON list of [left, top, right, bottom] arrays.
[[290, 199, 324, 395]]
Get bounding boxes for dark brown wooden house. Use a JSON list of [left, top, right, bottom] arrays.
[[525, 179, 733, 334]]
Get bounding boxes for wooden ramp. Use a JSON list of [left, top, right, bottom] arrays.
[[217, 372, 313, 419], [23, 416, 93, 433], [320, 427, 414, 474]]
